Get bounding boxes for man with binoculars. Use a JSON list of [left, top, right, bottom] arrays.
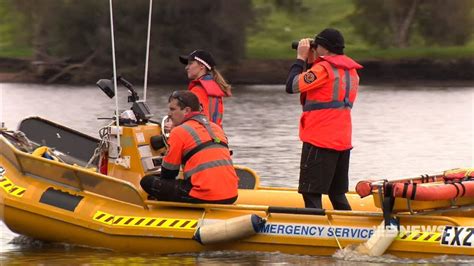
[[285, 28, 363, 211]]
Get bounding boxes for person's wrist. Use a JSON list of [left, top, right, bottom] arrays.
[[295, 59, 305, 64]]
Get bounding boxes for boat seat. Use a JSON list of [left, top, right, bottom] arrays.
[[234, 165, 259, 189]]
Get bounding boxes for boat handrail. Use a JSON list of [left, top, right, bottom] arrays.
[[394, 214, 462, 226], [363, 173, 445, 188], [145, 200, 463, 225], [257, 186, 297, 191], [415, 204, 474, 216], [145, 200, 384, 217]]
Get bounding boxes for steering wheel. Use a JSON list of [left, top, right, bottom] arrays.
[[161, 115, 171, 148]]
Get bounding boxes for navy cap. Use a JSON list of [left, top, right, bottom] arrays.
[[179, 50, 216, 70]]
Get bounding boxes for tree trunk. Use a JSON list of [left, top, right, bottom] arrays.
[[388, 0, 421, 48], [31, 0, 49, 61]]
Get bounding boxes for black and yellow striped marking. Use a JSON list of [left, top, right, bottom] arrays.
[[93, 211, 198, 230], [0, 176, 26, 197], [396, 231, 442, 243]]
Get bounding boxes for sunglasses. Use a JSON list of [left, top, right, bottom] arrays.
[[169, 91, 187, 107]]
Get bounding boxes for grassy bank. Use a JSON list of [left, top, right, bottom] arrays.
[[1, 0, 473, 61], [247, 0, 474, 60], [247, 0, 357, 59], [0, 47, 32, 58], [347, 43, 474, 60], [3, 39, 471, 62]]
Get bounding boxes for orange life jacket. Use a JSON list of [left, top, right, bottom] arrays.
[[162, 114, 238, 201], [298, 55, 362, 150], [189, 75, 227, 127]]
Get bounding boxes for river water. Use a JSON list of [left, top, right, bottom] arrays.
[[1, 83, 473, 264]]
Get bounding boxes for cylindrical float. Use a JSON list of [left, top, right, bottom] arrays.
[[355, 220, 398, 256], [193, 214, 266, 245]]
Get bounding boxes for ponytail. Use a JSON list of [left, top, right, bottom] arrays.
[[211, 68, 232, 96]]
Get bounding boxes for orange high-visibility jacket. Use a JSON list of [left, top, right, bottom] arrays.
[[162, 114, 238, 200], [189, 75, 229, 127], [289, 55, 362, 150]]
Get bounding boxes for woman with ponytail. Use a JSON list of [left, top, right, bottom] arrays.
[[179, 50, 231, 127]]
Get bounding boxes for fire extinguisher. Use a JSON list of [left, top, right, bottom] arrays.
[[99, 149, 108, 175]]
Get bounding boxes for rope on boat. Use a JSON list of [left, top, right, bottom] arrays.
[[143, 0, 153, 101], [197, 208, 207, 228], [108, 0, 121, 157], [326, 217, 343, 250], [86, 122, 114, 168], [0, 130, 34, 152]]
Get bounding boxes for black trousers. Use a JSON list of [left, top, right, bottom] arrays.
[[140, 175, 237, 204], [299, 142, 351, 210], [302, 193, 351, 210]]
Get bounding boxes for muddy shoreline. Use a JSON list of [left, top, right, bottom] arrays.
[[1, 57, 473, 86]]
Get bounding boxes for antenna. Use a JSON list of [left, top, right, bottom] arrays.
[[143, 0, 153, 102], [108, 0, 121, 157]]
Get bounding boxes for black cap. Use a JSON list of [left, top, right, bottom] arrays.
[[314, 28, 345, 55], [179, 50, 216, 70]]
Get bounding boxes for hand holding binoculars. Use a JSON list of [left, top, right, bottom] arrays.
[[291, 40, 316, 49]]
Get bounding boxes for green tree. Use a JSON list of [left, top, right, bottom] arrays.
[[4, 0, 255, 83], [417, 0, 474, 46], [349, 0, 421, 48], [0, 0, 33, 53], [350, 0, 474, 48], [273, 0, 304, 13]]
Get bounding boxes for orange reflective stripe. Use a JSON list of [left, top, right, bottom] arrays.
[[331, 66, 340, 101], [162, 161, 180, 170], [165, 114, 237, 200], [343, 69, 351, 106], [181, 124, 203, 146], [298, 56, 361, 150], [188, 115, 218, 140], [183, 158, 233, 179], [180, 115, 226, 164], [302, 64, 353, 111]]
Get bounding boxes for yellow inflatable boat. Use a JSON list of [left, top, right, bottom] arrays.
[[1, 117, 473, 258]]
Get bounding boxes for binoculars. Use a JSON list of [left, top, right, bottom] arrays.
[[291, 40, 316, 49]]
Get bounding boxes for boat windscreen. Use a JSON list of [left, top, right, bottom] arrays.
[[18, 117, 100, 166]]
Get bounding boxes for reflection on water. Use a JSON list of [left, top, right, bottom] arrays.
[[2, 238, 329, 265], [1, 83, 473, 264], [3, 235, 474, 265]]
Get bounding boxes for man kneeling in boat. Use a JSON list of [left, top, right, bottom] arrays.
[[141, 90, 238, 204]]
